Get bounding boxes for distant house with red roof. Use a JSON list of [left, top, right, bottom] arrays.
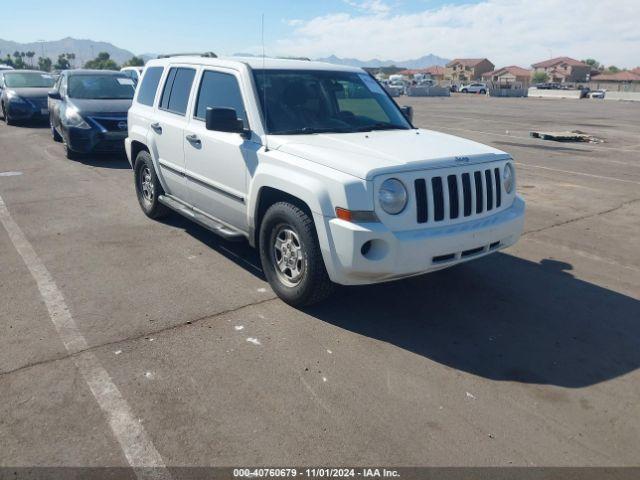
[[398, 65, 446, 82], [445, 58, 495, 83], [531, 57, 590, 83], [631, 67, 640, 76], [482, 66, 532, 87], [589, 70, 640, 92]]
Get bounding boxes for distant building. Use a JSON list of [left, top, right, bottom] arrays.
[[445, 58, 495, 83], [531, 57, 590, 83], [589, 71, 640, 92], [482, 66, 532, 88], [631, 67, 640, 76], [398, 66, 446, 83]]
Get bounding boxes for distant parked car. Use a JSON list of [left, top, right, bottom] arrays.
[[48, 69, 136, 159], [460, 83, 487, 94], [590, 89, 606, 99], [535, 82, 562, 90], [1, 70, 56, 125], [0, 65, 14, 71], [120, 66, 144, 84]]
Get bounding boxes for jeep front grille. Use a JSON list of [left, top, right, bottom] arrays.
[[414, 166, 503, 224]]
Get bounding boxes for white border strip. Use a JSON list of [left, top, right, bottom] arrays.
[[0, 194, 170, 479]]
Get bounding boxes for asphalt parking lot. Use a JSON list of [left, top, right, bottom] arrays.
[[1, 96, 639, 471]]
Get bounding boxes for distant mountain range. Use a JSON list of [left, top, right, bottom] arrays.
[[232, 53, 450, 69], [314, 54, 450, 69], [0, 37, 137, 66], [0, 37, 449, 70]]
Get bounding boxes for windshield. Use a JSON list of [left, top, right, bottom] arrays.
[[253, 70, 412, 135], [68, 75, 135, 100], [4, 72, 56, 88]]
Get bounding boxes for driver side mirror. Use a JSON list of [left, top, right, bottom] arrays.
[[206, 107, 246, 135], [48, 90, 62, 100], [400, 105, 413, 123]]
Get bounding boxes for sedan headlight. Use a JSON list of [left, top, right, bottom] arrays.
[[61, 105, 91, 129], [503, 163, 515, 194], [6, 91, 27, 103], [379, 178, 408, 215]]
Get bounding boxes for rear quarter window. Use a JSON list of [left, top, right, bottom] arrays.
[[136, 67, 164, 107]]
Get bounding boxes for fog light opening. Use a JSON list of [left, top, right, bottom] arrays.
[[360, 239, 389, 261]]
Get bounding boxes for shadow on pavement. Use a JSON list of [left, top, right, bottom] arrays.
[[153, 212, 640, 388], [76, 153, 131, 169], [304, 253, 640, 388]]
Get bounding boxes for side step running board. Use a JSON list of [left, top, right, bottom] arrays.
[[158, 195, 246, 241]]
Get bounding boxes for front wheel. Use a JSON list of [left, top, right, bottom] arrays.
[[259, 202, 334, 307], [51, 120, 62, 142], [461, 89, 468, 94], [479, 89, 486, 95], [2, 103, 13, 125]]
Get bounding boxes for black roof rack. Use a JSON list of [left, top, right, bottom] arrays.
[[276, 56, 311, 61], [157, 52, 217, 59]]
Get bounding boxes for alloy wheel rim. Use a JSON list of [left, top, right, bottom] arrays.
[[272, 225, 305, 287], [140, 166, 154, 203]]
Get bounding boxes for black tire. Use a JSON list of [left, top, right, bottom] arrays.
[[2, 103, 13, 125], [134, 150, 169, 219], [479, 89, 486, 95], [51, 120, 62, 142], [259, 202, 334, 307]]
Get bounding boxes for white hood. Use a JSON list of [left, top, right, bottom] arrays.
[[269, 129, 510, 180]]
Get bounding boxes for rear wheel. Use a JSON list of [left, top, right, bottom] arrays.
[[259, 202, 334, 307], [479, 89, 486, 95], [461, 89, 468, 94], [134, 150, 168, 219]]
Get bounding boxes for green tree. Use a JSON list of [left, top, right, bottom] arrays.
[[38, 56, 53, 72], [84, 52, 119, 70], [582, 58, 600, 70], [26, 51, 36, 67], [66, 53, 76, 68], [3, 54, 15, 68], [54, 54, 71, 70], [12, 51, 25, 69], [606, 65, 620, 73], [122, 56, 145, 67], [532, 71, 549, 83]]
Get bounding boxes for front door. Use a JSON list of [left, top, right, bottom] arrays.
[[183, 69, 252, 231]]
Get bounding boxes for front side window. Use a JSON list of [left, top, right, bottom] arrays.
[[3, 72, 56, 88], [159, 67, 195, 116], [195, 70, 247, 125], [68, 75, 135, 99], [137, 67, 163, 106], [253, 70, 411, 134]]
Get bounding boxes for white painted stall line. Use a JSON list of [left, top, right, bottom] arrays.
[[0, 194, 170, 480], [514, 162, 640, 185]]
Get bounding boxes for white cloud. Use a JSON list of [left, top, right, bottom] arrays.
[[275, 0, 640, 67]]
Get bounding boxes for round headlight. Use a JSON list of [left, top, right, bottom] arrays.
[[503, 163, 515, 194], [379, 178, 408, 215]]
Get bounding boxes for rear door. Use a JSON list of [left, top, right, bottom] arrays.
[[150, 65, 197, 201], [183, 68, 252, 230]]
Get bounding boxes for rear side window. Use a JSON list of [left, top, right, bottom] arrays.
[[194, 71, 247, 124], [137, 67, 164, 106], [160, 67, 196, 116]]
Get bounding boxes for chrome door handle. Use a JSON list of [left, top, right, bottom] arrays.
[[150, 122, 162, 134], [185, 134, 201, 145]]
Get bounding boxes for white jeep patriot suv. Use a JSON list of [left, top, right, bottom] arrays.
[[126, 55, 525, 306]]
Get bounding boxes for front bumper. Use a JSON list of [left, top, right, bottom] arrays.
[[319, 195, 526, 285], [5, 100, 49, 121], [66, 127, 127, 154]]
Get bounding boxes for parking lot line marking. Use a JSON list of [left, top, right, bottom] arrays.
[[514, 162, 640, 185], [0, 194, 171, 480]]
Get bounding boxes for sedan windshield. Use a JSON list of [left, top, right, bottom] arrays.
[[68, 75, 135, 100], [253, 70, 412, 135], [4, 72, 56, 88]]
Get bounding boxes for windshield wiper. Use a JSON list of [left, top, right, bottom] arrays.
[[272, 126, 351, 135], [354, 123, 408, 132]]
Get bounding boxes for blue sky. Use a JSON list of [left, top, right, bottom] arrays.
[[3, 0, 638, 67]]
